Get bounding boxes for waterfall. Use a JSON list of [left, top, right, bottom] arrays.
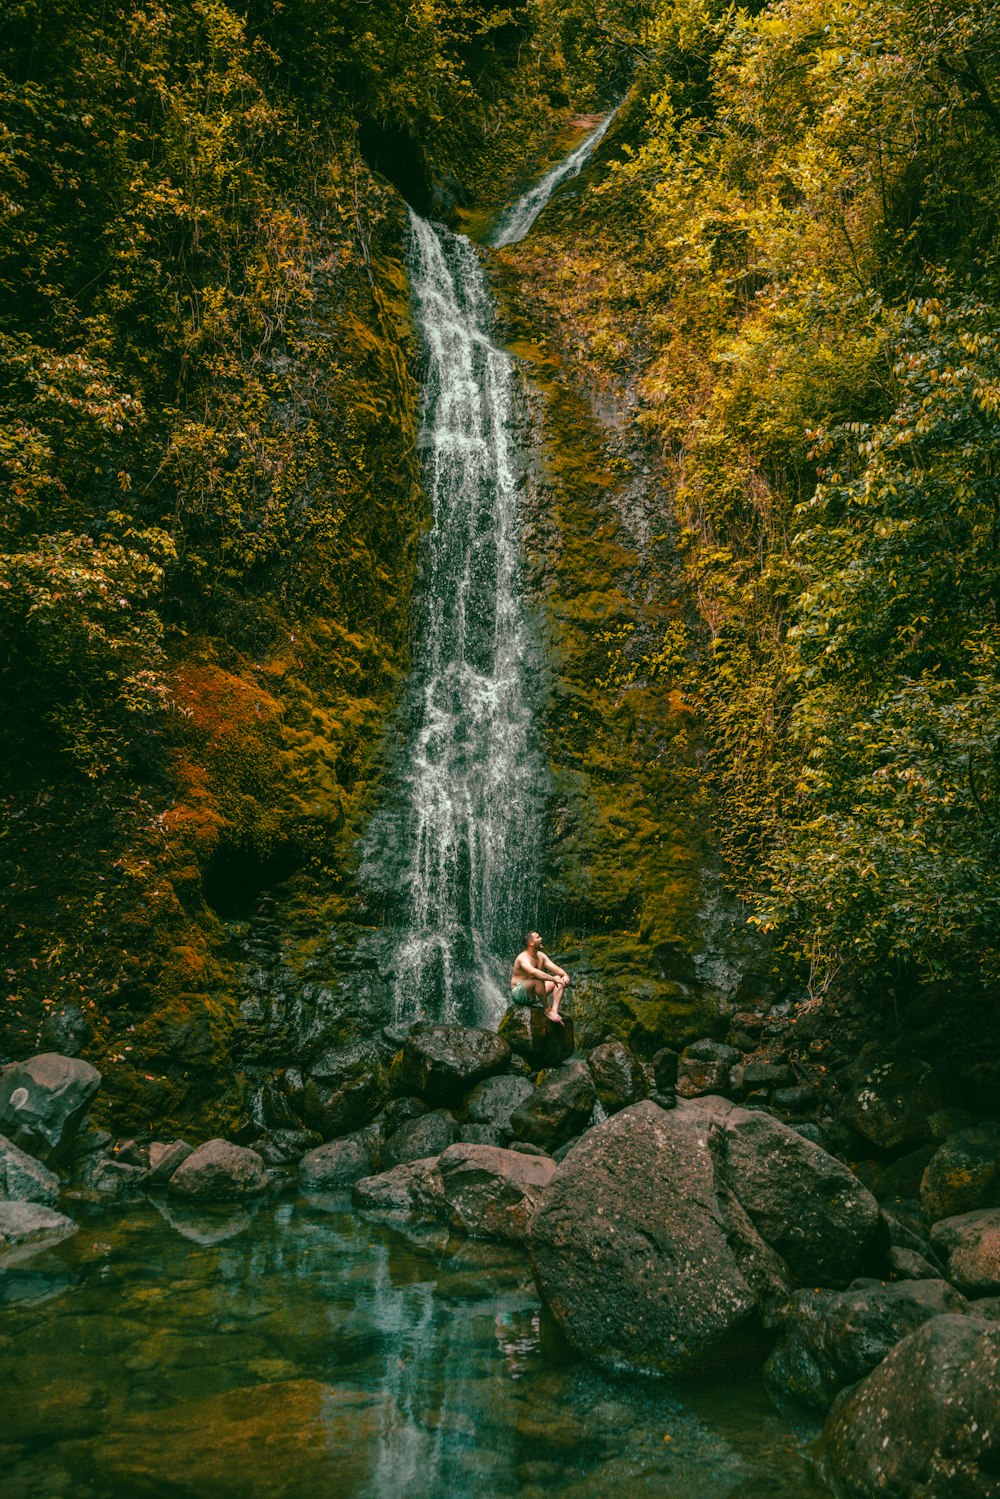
[[488, 109, 618, 248], [382, 211, 543, 1029]]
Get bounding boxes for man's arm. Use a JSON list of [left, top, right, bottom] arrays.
[[538, 950, 569, 982]]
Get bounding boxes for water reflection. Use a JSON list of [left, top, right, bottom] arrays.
[[0, 1198, 831, 1499]]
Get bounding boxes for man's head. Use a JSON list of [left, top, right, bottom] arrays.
[[525, 930, 541, 952]]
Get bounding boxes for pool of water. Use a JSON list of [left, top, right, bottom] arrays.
[[1, 1195, 833, 1498]]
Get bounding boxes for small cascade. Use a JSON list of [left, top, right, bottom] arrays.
[[379, 210, 543, 1029], [488, 109, 618, 248]]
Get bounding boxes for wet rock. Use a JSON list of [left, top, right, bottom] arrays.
[[920, 1124, 1000, 1221], [836, 1056, 941, 1151], [742, 1060, 794, 1092], [887, 1246, 941, 1280], [378, 1096, 427, 1135], [927, 1106, 977, 1142], [168, 1139, 269, 1201], [352, 1157, 445, 1220], [381, 1109, 456, 1169], [254, 1129, 321, 1167], [438, 1143, 557, 1243], [0, 1200, 77, 1262], [823, 1314, 1000, 1499], [0, 1133, 59, 1205], [457, 1123, 502, 1146], [250, 1080, 300, 1133], [771, 1085, 815, 1115], [651, 1048, 678, 1095], [71, 1156, 149, 1200], [877, 1142, 937, 1202], [508, 1062, 597, 1152], [930, 1209, 1000, 1295], [676, 1040, 740, 1099], [148, 1140, 194, 1185], [529, 1099, 789, 1374], [37, 1004, 92, 1058], [300, 1131, 379, 1190], [302, 1041, 387, 1139], [717, 1105, 882, 1285], [586, 1041, 648, 1114], [463, 1074, 534, 1132], [509, 1140, 554, 1158], [0, 1052, 101, 1162], [391, 1023, 510, 1106], [766, 1278, 971, 1411], [498, 1006, 574, 1067]]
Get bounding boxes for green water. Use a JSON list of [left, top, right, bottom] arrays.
[[1, 1196, 832, 1498]]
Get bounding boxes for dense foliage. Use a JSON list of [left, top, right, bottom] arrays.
[[518, 0, 1000, 997]]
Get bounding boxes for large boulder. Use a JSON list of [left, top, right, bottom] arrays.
[[381, 1110, 456, 1169], [823, 1315, 1000, 1499], [168, 1140, 269, 1201], [508, 1062, 597, 1152], [920, 1124, 1000, 1222], [766, 1278, 971, 1412], [0, 1133, 60, 1205], [498, 1006, 574, 1067], [586, 1041, 648, 1115], [299, 1131, 380, 1191], [438, 1143, 556, 1243], [463, 1075, 534, 1132], [929, 1208, 1000, 1295], [301, 1042, 387, 1139], [716, 1106, 882, 1285], [391, 1024, 510, 1106], [836, 1056, 941, 1151], [528, 1099, 789, 1374], [352, 1158, 444, 1220], [0, 1200, 78, 1261], [0, 1053, 101, 1161]]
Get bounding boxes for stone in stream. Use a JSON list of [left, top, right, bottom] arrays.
[[835, 1055, 941, 1151], [0, 1200, 78, 1262], [929, 1208, 1000, 1295], [256, 1129, 322, 1167], [438, 1143, 557, 1243], [148, 1139, 194, 1185], [530, 1099, 788, 1375], [301, 1041, 388, 1139], [0, 1052, 101, 1162], [381, 1109, 456, 1169], [765, 1278, 971, 1411], [508, 1062, 597, 1153], [68, 1379, 380, 1498], [0, 1133, 60, 1205], [463, 1074, 534, 1132], [299, 1130, 380, 1190], [390, 1023, 510, 1106], [586, 1041, 648, 1115], [498, 1005, 574, 1067], [920, 1123, 1000, 1221], [886, 1245, 944, 1281], [352, 1157, 445, 1221], [167, 1139, 269, 1201], [823, 1315, 1000, 1499]]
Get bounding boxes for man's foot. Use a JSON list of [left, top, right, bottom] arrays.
[[545, 1010, 565, 1025]]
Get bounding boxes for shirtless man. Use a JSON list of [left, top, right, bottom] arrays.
[[510, 931, 570, 1024]]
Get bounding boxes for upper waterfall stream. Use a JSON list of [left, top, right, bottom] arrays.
[[489, 110, 617, 247]]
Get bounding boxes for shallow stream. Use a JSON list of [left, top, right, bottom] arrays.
[[1, 1197, 833, 1498]]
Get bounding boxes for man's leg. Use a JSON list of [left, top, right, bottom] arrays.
[[546, 979, 566, 1023]]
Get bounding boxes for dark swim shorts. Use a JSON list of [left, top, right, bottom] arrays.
[[510, 981, 535, 1005]]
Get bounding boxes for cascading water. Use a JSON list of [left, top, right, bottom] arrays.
[[488, 109, 617, 247], [381, 211, 543, 1029]]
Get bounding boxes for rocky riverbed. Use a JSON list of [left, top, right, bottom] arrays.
[[3, 1003, 1000, 1496]]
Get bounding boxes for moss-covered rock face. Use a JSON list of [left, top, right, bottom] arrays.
[[486, 167, 775, 1052]]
